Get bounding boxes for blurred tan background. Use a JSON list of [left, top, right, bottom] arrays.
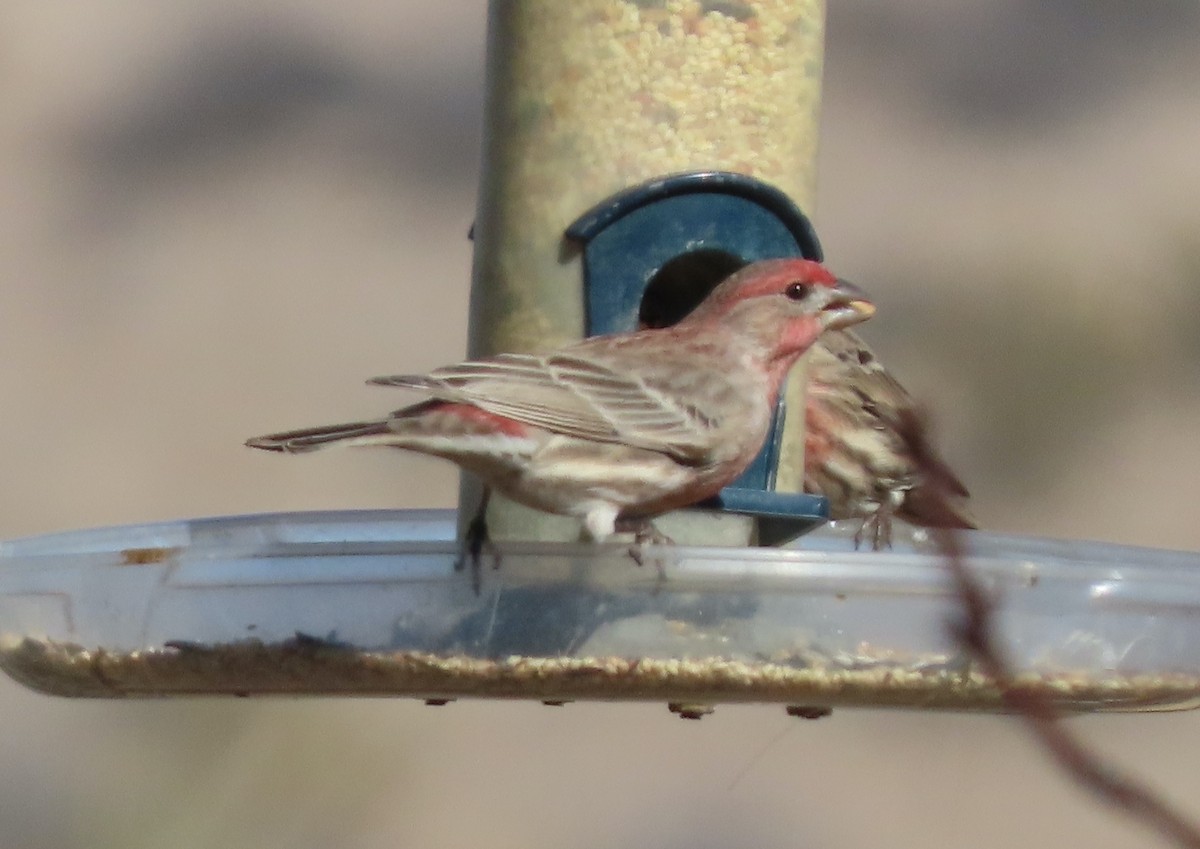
[[2, 2, 1200, 848]]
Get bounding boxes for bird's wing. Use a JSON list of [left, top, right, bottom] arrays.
[[369, 351, 716, 464]]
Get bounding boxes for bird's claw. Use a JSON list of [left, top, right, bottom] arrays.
[[456, 491, 500, 594], [627, 543, 651, 568], [620, 520, 674, 561], [617, 519, 673, 582], [853, 507, 894, 551]]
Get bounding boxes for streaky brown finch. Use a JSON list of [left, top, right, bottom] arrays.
[[805, 327, 976, 548], [246, 259, 874, 548]]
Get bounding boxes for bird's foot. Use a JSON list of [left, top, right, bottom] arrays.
[[617, 518, 674, 563], [616, 518, 673, 581], [853, 504, 895, 551], [455, 489, 499, 594]]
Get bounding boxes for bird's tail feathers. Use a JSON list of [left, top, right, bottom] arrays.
[[245, 420, 392, 453], [367, 374, 431, 390]]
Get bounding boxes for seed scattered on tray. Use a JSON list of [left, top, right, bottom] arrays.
[[3, 635, 1196, 714]]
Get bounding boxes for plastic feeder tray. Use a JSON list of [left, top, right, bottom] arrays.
[[2, 510, 1200, 713]]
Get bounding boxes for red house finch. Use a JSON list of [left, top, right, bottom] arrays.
[[246, 259, 873, 549], [805, 327, 976, 548]]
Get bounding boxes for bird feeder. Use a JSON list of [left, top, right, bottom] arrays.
[[5, 511, 1200, 716], [5, 0, 1200, 720]]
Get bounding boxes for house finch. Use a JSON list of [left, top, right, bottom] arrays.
[[805, 327, 977, 548], [634, 252, 974, 549], [246, 259, 874, 555]]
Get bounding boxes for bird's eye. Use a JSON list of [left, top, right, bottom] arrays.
[[784, 281, 810, 301]]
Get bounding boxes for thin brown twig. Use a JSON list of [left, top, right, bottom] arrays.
[[896, 407, 1200, 849]]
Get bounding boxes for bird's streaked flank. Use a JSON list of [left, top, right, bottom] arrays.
[[804, 328, 977, 548]]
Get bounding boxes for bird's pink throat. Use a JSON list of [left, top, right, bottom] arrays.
[[757, 319, 820, 394]]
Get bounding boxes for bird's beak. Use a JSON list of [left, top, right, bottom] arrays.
[[820, 279, 875, 330]]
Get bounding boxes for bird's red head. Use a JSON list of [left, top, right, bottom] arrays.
[[683, 258, 874, 332], [678, 257, 875, 383]]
